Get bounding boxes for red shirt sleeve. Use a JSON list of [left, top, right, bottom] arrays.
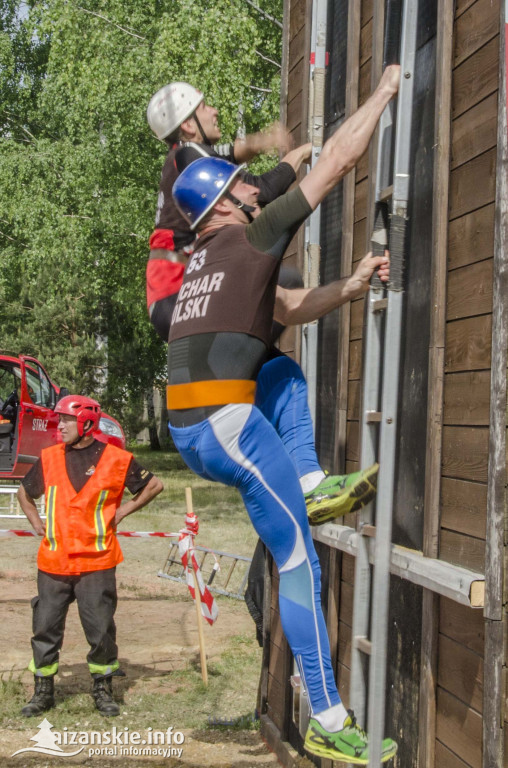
[[146, 258, 185, 308]]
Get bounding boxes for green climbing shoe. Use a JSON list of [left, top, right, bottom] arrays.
[[305, 464, 379, 525], [304, 710, 397, 764]]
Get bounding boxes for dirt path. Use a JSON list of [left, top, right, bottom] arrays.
[[0, 537, 283, 767]]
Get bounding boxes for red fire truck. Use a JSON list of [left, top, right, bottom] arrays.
[[0, 353, 125, 480]]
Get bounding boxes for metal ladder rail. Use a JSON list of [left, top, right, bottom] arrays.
[[349, 222, 390, 725], [349, 43, 397, 742], [349, 2, 418, 766], [349, 115, 394, 738], [367, 5, 417, 762]]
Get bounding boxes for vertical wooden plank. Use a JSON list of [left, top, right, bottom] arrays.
[[485, 0, 507, 625], [336, 0, 362, 471], [483, 3, 507, 767], [266, 3, 311, 751], [346, 0, 385, 739], [303, 0, 313, 147], [423, 0, 453, 555], [260, 549, 273, 717], [326, 549, 341, 670], [352, 0, 384, 473], [419, 1, 454, 766], [365, 0, 385, 236], [280, 0, 291, 124], [483, 620, 505, 768], [420, 594, 440, 767], [321, 548, 342, 768], [283, 0, 304, 361]]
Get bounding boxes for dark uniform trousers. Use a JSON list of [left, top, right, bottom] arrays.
[[31, 567, 118, 672]]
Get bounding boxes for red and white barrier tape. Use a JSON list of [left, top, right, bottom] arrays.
[[0, 522, 220, 623], [178, 510, 218, 625], [0, 529, 181, 539]]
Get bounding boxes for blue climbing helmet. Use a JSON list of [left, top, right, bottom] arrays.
[[172, 156, 247, 230]]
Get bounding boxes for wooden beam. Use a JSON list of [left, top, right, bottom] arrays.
[[483, 619, 504, 768], [322, 547, 340, 768], [336, 0, 361, 472], [419, 590, 439, 768], [259, 715, 304, 768], [483, 3, 508, 766], [327, 548, 341, 674], [485, 0, 508, 627], [279, 0, 290, 126], [312, 523, 484, 607], [259, 550, 273, 717], [366, 0, 385, 236]]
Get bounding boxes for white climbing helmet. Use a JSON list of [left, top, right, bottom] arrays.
[[147, 82, 204, 141]]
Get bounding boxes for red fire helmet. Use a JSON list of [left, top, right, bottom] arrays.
[[55, 395, 101, 437]]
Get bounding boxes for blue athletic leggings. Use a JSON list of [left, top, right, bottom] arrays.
[[169, 400, 341, 714], [255, 354, 321, 478]]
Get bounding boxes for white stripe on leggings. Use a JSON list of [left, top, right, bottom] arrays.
[[209, 403, 332, 708]]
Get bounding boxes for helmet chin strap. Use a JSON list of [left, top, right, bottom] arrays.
[[69, 421, 93, 448], [192, 112, 210, 146], [187, 113, 254, 223], [225, 191, 256, 223]]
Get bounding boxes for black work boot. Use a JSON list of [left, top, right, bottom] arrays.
[[21, 675, 55, 717], [92, 676, 120, 717]]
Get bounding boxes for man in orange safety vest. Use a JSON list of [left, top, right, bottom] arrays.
[[18, 395, 163, 717]]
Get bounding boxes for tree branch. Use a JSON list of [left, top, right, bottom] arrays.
[[255, 50, 281, 68], [1, 111, 37, 142], [0, 229, 27, 246], [244, 0, 283, 29], [76, 6, 147, 40]]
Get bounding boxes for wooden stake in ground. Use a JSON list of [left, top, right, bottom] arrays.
[[185, 486, 208, 686]]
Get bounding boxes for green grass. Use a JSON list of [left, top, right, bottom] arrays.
[[2, 447, 264, 739], [1, 631, 262, 733], [0, 676, 26, 722]]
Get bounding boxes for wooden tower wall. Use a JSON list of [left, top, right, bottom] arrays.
[[436, 2, 502, 767], [261, 1, 507, 766]]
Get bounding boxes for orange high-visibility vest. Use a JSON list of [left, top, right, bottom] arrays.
[[38, 442, 133, 575]]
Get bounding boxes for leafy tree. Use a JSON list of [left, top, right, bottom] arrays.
[[0, 0, 283, 441]]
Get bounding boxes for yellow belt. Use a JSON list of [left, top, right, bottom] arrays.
[[167, 380, 256, 410]]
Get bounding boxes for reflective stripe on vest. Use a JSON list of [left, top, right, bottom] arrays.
[[94, 489, 109, 552], [45, 486, 57, 551]]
